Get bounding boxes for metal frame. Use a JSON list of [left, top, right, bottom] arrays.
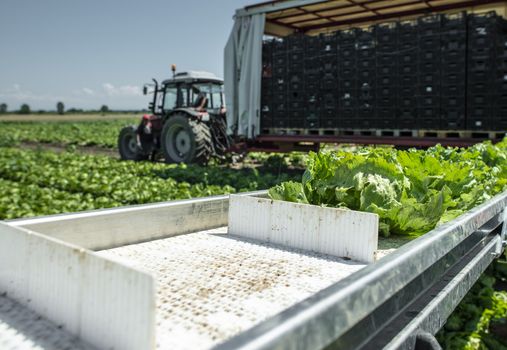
[[215, 190, 507, 350]]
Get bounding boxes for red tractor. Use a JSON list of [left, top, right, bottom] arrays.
[[118, 69, 229, 164]]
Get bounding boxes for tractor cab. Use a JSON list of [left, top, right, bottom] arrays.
[[118, 68, 230, 164]]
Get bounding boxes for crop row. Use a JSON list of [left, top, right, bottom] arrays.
[[0, 147, 299, 219], [0, 119, 136, 148]]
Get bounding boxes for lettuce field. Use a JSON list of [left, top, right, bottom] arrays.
[[0, 118, 506, 349]]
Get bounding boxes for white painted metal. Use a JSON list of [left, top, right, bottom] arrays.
[[0, 222, 156, 350], [98, 226, 365, 350], [228, 195, 379, 263], [0, 293, 97, 350], [9, 194, 231, 250]]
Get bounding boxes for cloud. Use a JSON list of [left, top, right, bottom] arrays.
[[102, 83, 142, 97], [82, 88, 95, 96], [0, 84, 69, 103]]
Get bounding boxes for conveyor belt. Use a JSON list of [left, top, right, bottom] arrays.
[[0, 294, 96, 350], [98, 227, 366, 349]]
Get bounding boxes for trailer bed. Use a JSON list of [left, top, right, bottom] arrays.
[[98, 227, 366, 349]]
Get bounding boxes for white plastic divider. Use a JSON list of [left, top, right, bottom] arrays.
[[228, 195, 379, 263], [0, 222, 155, 350]]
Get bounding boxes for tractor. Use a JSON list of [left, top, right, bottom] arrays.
[[118, 67, 230, 164]]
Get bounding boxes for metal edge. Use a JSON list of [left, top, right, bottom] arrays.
[[385, 236, 501, 349], [6, 190, 268, 251], [215, 190, 507, 350], [0, 222, 156, 350]]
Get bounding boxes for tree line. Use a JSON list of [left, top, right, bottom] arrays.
[[0, 102, 137, 115]]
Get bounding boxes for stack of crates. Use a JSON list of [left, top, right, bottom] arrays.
[[286, 34, 306, 128], [467, 12, 498, 130], [397, 19, 419, 129], [304, 34, 321, 128], [495, 19, 507, 130], [260, 40, 274, 129], [318, 33, 339, 128], [417, 15, 441, 129], [337, 29, 357, 128], [441, 12, 467, 129], [375, 22, 398, 129], [356, 27, 376, 128], [271, 39, 289, 128]]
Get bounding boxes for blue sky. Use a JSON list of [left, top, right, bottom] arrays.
[[0, 0, 253, 111]]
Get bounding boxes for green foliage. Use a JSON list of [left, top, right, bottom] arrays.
[[0, 103, 7, 114], [19, 104, 30, 114], [268, 139, 507, 237], [0, 119, 138, 148], [56, 101, 65, 115], [437, 260, 507, 350], [0, 147, 300, 220]]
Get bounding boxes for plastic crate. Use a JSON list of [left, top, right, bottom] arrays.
[[441, 37, 467, 52], [441, 96, 465, 109], [338, 29, 358, 47], [418, 49, 441, 61], [339, 46, 356, 59], [441, 73, 465, 85], [398, 96, 417, 108], [377, 75, 398, 86], [288, 51, 305, 65], [418, 117, 442, 129], [377, 54, 397, 67], [320, 33, 338, 53], [418, 35, 440, 49], [398, 19, 418, 42], [419, 73, 441, 86], [357, 48, 375, 59], [287, 34, 305, 51], [418, 14, 442, 36], [419, 84, 440, 95], [441, 84, 466, 96], [442, 12, 467, 32], [398, 52, 418, 65], [358, 59, 376, 70], [305, 35, 320, 52], [377, 86, 397, 97], [358, 69, 376, 81], [273, 54, 288, 67], [374, 22, 397, 43], [338, 67, 356, 79], [419, 61, 442, 74], [378, 96, 397, 107], [417, 95, 440, 107], [289, 117, 305, 128], [398, 64, 418, 76]]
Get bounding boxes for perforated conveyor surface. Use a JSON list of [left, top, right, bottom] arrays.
[[0, 294, 96, 350], [98, 227, 366, 350]]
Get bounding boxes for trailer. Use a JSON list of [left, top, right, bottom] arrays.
[[224, 0, 507, 152], [0, 190, 505, 349]]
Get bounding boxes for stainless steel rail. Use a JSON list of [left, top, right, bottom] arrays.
[[216, 191, 507, 350]]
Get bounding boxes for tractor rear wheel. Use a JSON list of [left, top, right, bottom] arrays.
[[118, 125, 149, 161], [161, 114, 212, 164]]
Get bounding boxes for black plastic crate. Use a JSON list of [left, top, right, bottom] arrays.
[[442, 96, 465, 108], [357, 48, 375, 60], [398, 85, 416, 97], [359, 82, 375, 92], [398, 20, 418, 41], [441, 50, 466, 64], [467, 70, 494, 83], [377, 86, 397, 97], [305, 118, 320, 129], [339, 57, 356, 70], [272, 38, 286, 52], [288, 76, 304, 91], [399, 41, 417, 51], [305, 35, 320, 52], [399, 96, 417, 108], [339, 78, 357, 91], [321, 56, 338, 72], [320, 33, 338, 53], [495, 94, 507, 106], [377, 75, 397, 86], [419, 35, 440, 49], [376, 107, 397, 121], [272, 82, 286, 94], [357, 67, 375, 78], [419, 73, 441, 86], [377, 54, 397, 67], [467, 94, 494, 105], [272, 117, 289, 128], [340, 96, 356, 109], [398, 108, 417, 120], [441, 84, 465, 96], [378, 96, 397, 107], [375, 22, 397, 43], [441, 37, 467, 52], [322, 77, 338, 90], [339, 46, 356, 60], [357, 57, 377, 70], [441, 115, 466, 130], [338, 29, 358, 47], [419, 84, 440, 95], [288, 51, 305, 65], [273, 52, 288, 66], [418, 49, 441, 61], [442, 12, 467, 32], [399, 76, 416, 89], [338, 67, 356, 79], [398, 52, 418, 65], [418, 14, 442, 35], [287, 34, 306, 51], [468, 11, 500, 28], [418, 118, 441, 129], [377, 65, 396, 76], [468, 81, 490, 94], [419, 61, 442, 74], [468, 57, 494, 72], [417, 95, 440, 107], [441, 72, 465, 85], [289, 117, 305, 128], [399, 64, 417, 76], [260, 115, 273, 128], [356, 28, 375, 45], [320, 118, 337, 129]]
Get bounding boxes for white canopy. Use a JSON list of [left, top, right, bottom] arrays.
[[224, 13, 265, 138]]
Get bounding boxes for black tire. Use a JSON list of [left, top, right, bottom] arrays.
[[118, 125, 149, 161], [161, 114, 213, 164]]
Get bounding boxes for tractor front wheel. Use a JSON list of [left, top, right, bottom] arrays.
[[118, 125, 149, 161], [161, 114, 212, 164]]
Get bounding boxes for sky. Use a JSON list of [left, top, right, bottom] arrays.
[[0, 0, 253, 111]]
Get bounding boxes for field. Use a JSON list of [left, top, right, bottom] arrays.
[[0, 117, 505, 349], [0, 113, 139, 122]]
